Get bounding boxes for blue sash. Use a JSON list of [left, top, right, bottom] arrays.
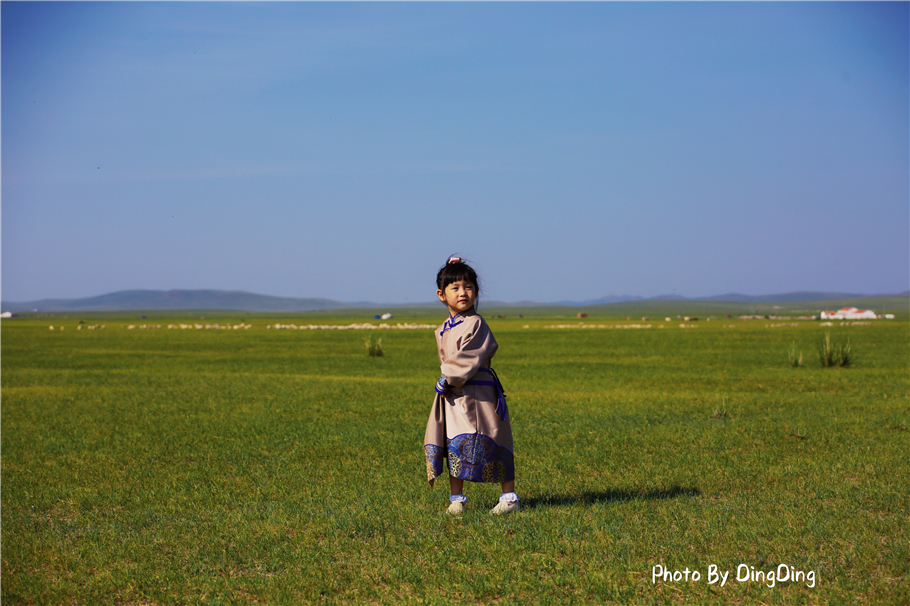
[[465, 367, 508, 421]]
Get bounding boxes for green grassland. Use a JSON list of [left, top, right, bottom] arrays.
[[2, 309, 908, 604]]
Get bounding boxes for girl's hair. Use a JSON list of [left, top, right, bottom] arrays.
[[436, 256, 480, 300]]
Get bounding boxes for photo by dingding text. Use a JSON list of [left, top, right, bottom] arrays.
[[651, 564, 817, 588]]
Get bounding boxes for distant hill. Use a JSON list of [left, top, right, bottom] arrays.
[[549, 291, 901, 306], [566, 295, 908, 317], [553, 295, 646, 306], [3, 289, 907, 312], [0, 290, 365, 312], [696, 291, 869, 303]]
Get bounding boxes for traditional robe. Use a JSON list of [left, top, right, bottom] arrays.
[[424, 307, 514, 485]]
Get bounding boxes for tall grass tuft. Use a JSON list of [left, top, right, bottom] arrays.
[[364, 334, 384, 357], [788, 342, 803, 368], [818, 331, 851, 367]]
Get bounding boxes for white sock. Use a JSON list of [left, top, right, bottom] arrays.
[[499, 492, 519, 502], [449, 494, 469, 503]]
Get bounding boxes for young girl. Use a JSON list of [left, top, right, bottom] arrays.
[[423, 256, 519, 515]]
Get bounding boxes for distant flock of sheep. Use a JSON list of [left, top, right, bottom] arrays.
[[48, 322, 437, 331], [268, 322, 436, 330], [167, 323, 252, 330], [547, 323, 655, 329], [119, 323, 253, 330], [45, 320, 879, 332]]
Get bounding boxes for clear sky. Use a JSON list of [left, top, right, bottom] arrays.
[[3, 2, 908, 304]]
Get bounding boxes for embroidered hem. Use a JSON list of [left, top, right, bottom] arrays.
[[425, 433, 515, 484]]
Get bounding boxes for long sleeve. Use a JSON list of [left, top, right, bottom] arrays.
[[439, 316, 498, 388]]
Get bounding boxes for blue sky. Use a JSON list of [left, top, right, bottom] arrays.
[[3, 2, 908, 304]]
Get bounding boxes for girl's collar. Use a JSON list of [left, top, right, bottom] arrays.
[[440, 307, 476, 336]]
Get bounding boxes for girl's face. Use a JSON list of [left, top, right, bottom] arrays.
[[437, 279, 477, 316]]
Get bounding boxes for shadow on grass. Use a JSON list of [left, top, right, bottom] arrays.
[[522, 485, 700, 510]]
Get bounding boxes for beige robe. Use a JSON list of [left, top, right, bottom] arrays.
[[423, 308, 514, 485]]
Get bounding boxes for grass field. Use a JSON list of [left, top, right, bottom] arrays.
[[2, 309, 908, 604]]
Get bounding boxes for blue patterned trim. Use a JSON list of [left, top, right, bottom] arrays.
[[425, 444, 446, 482], [446, 433, 515, 483]]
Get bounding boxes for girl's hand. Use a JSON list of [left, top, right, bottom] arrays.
[[435, 375, 450, 396]]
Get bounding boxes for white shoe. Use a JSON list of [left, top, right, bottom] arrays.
[[447, 501, 465, 515], [490, 500, 520, 515]]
